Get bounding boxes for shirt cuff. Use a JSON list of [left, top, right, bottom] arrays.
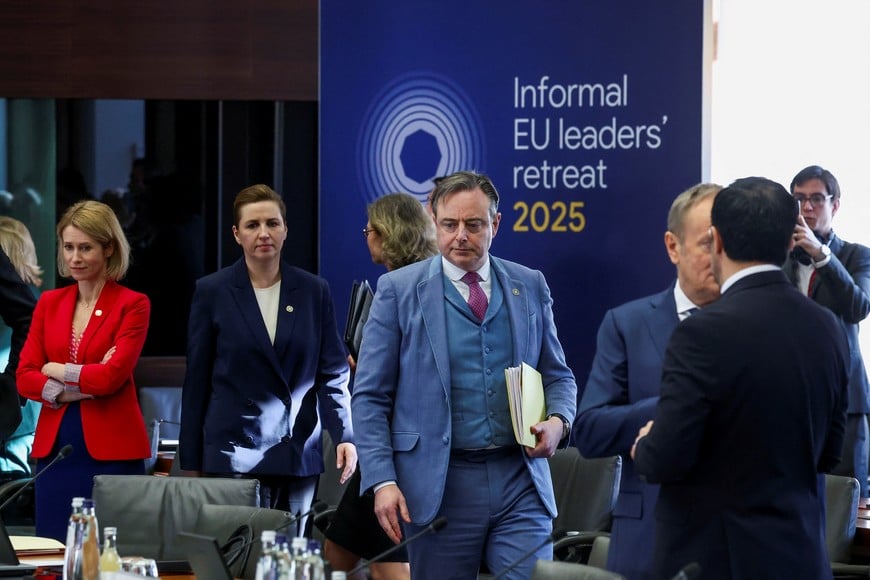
[[373, 481, 397, 493], [813, 254, 832, 269], [64, 363, 83, 386], [41, 378, 65, 408]]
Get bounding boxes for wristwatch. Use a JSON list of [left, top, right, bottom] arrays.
[[814, 244, 831, 264], [548, 414, 570, 440]]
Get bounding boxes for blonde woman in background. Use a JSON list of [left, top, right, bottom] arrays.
[[0, 217, 43, 289], [324, 192, 437, 580], [0, 217, 41, 491]]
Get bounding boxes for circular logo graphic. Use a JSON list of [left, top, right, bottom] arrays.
[[357, 72, 486, 204]]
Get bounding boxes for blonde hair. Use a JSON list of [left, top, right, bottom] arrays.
[[368, 193, 437, 269], [56, 200, 131, 280], [0, 217, 42, 286]]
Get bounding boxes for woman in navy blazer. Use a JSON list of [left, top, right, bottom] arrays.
[[180, 184, 355, 530], [17, 201, 151, 541]]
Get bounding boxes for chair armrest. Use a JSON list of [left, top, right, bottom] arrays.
[[0, 478, 33, 510], [831, 561, 870, 578], [553, 531, 610, 564], [312, 507, 337, 534]]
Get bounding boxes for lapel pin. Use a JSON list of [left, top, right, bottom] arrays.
[[286, 305, 294, 313], [512, 288, 520, 295], [95, 309, 103, 317]]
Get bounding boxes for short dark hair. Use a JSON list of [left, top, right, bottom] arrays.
[[712, 177, 797, 265], [430, 171, 499, 219], [790, 165, 841, 201], [233, 184, 287, 227]]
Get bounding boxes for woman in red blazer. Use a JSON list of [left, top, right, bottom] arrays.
[[17, 200, 150, 541]]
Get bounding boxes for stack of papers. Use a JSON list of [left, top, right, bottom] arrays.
[[11, 535, 65, 556], [505, 362, 546, 448]]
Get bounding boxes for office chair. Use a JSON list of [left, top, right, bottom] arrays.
[[311, 430, 346, 542], [137, 386, 182, 473], [825, 474, 870, 579], [92, 474, 260, 561], [0, 478, 34, 534], [548, 448, 621, 564], [193, 504, 294, 579], [586, 535, 610, 570]]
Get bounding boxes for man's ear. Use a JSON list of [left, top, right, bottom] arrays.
[[664, 231, 680, 266], [711, 226, 723, 256]]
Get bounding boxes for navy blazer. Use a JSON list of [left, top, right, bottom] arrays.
[[573, 284, 678, 579], [352, 255, 577, 525], [179, 259, 352, 476], [783, 233, 870, 413], [634, 271, 849, 580]]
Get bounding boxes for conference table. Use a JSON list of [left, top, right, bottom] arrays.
[[854, 497, 870, 558]]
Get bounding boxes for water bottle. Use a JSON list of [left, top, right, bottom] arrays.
[[99, 526, 121, 572], [289, 536, 308, 579], [254, 530, 277, 580], [275, 534, 293, 580], [79, 499, 100, 580], [62, 497, 85, 580], [305, 539, 326, 580]]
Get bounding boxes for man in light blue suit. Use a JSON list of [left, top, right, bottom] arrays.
[[572, 183, 721, 579], [352, 171, 576, 580]]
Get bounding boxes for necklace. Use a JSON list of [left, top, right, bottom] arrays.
[[78, 282, 106, 310]]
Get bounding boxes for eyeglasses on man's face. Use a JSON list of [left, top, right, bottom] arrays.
[[792, 193, 833, 207]]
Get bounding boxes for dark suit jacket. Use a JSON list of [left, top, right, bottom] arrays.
[[0, 249, 36, 438], [179, 259, 352, 476], [634, 270, 849, 580], [573, 284, 678, 579], [783, 233, 870, 413], [17, 281, 151, 460]]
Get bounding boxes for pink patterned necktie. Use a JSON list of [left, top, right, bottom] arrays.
[[461, 271, 488, 321]]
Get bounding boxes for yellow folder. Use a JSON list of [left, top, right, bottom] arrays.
[[505, 362, 546, 448]]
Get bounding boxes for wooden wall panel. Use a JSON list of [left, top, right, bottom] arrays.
[[0, 0, 317, 100]]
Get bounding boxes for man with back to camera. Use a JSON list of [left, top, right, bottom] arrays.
[[352, 170, 577, 579], [784, 165, 870, 497], [632, 177, 849, 579], [572, 182, 721, 579]]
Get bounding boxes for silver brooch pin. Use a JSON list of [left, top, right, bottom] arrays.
[[286, 305, 294, 313], [512, 288, 520, 296], [95, 309, 103, 317]]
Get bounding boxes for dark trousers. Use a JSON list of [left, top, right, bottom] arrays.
[[831, 413, 869, 497]]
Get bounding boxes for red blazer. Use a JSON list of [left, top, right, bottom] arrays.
[[17, 280, 151, 460]]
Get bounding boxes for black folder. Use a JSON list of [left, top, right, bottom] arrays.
[[344, 280, 374, 360], [177, 532, 233, 580], [0, 519, 37, 578]]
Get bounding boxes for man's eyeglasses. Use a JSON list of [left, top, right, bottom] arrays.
[[363, 227, 377, 238], [793, 193, 833, 207]]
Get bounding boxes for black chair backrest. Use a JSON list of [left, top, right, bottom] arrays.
[[548, 448, 621, 533]]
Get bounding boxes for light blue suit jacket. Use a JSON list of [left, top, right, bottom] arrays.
[[352, 255, 577, 525]]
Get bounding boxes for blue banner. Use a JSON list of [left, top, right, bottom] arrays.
[[320, 0, 708, 391]]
